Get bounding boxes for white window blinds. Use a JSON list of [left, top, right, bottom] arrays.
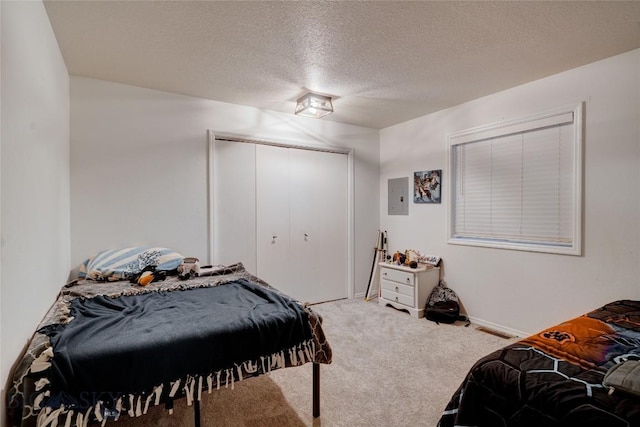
[[449, 104, 582, 255]]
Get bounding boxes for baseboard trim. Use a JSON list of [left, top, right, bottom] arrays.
[[468, 316, 530, 339]]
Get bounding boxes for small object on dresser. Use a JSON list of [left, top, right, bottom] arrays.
[[392, 251, 406, 265]]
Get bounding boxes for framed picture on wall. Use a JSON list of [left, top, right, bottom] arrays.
[[414, 169, 441, 203]]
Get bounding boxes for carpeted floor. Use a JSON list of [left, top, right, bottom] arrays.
[[109, 298, 514, 427]]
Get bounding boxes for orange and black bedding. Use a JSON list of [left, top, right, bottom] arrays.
[[439, 300, 640, 427]]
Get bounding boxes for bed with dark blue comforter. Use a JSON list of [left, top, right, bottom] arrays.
[[8, 263, 331, 427]]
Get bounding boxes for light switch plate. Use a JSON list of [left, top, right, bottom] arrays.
[[388, 177, 409, 215]]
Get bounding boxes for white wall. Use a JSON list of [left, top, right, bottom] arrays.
[[1, 1, 70, 424], [70, 77, 380, 297], [380, 49, 640, 336]]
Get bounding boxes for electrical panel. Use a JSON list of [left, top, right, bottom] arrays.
[[388, 177, 408, 215]]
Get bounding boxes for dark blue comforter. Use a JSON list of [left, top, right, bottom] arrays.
[[42, 279, 311, 407]]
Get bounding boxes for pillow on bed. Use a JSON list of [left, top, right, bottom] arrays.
[[78, 247, 184, 281], [604, 360, 640, 397]]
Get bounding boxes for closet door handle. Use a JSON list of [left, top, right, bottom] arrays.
[[304, 233, 309, 241], [271, 235, 278, 244]]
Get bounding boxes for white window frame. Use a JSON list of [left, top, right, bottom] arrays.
[[447, 103, 583, 255]]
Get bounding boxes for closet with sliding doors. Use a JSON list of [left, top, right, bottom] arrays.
[[211, 135, 348, 304]]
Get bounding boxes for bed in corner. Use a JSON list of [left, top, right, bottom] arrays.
[[7, 261, 332, 427], [439, 300, 640, 427]]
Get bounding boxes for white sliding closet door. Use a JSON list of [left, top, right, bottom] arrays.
[[212, 140, 256, 272], [256, 144, 292, 294], [289, 148, 347, 303], [214, 139, 348, 304]]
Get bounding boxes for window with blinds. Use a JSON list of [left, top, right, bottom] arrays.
[[448, 104, 583, 255]]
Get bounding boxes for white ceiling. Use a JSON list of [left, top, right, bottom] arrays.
[[44, 1, 640, 130]]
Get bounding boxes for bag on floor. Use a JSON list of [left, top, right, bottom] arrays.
[[425, 281, 467, 324], [426, 300, 461, 324]]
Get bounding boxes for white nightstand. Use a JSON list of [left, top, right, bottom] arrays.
[[378, 262, 440, 318]]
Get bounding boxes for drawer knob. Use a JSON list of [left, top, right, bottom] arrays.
[[395, 296, 398, 302], [395, 286, 399, 292], [406, 278, 410, 283]]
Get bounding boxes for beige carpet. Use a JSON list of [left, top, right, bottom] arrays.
[[108, 298, 515, 427]]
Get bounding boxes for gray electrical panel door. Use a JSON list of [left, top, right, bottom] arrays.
[[388, 177, 408, 215]]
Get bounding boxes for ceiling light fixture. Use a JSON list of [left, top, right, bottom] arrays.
[[294, 92, 334, 119]]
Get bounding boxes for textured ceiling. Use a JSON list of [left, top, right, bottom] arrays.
[[44, 1, 640, 129]]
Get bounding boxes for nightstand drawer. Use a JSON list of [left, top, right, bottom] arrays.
[[381, 279, 413, 297], [380, 267, 414, 286], [381, 289, 414, 307]]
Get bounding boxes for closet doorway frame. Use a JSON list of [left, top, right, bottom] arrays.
[[206, 130, 356, 300]]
